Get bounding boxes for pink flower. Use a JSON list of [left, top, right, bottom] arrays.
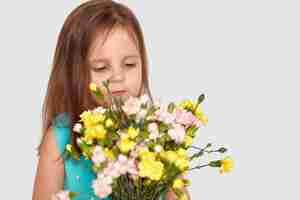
[[126, 159, 139, 175], [92, 173, 113, 198], [122, 96, 141, 115], [168, 123, 186, 144], [129, 148, 139, 158], [51, 190, 70, 200], [148, 123, 158, 132], [147, 122, 160, 140], [154, 106, 176, 124], [174, 108, 203, 128], [103, 155, 139, 177], [115, 156, 128, 175], [103, 162, 121, 178], [91, 145, 106, 165], [117, 155, 138, 175]]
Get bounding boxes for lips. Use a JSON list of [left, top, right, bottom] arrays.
[[112, 90, 127, 95]]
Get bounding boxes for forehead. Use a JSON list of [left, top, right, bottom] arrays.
[[89, 26, 140, 60]]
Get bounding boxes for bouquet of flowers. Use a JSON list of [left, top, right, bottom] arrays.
[[52, 80, 234, 200]]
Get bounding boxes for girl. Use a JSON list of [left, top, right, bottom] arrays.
[[32, 1, 191, 200]]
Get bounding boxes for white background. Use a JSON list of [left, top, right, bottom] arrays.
[[0, 0, 299, 199]]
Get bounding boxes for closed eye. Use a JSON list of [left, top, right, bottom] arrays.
[[93, 66, 107, 72], [125, 63, 137, 67]]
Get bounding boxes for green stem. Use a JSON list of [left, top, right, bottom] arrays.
[[188, 164, 209, 171]]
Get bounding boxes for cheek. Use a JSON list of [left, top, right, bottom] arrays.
[[126, 68, 142, 91]]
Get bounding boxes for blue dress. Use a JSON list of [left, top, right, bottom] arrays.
[[52, 112, 166, 200], [53, 112, 109, 200]]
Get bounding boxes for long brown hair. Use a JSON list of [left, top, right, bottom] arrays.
[[37, 0, 154, 156]]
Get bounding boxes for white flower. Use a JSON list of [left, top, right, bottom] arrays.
[[139, 94, 149, 105], [76, 138, 82, 145], [136, 109, 147, 123], [154, 145, 163, 153], [96, 173, 113, 185], [92, 173, 113, 198], [92, 145, 106, 165], [148, 123, 158, 132], [93, 106, 106, 114], [73, 123, 82, 133], [122, 96, 142, 115], [149, 131, 159, 140], [51, 190, 70, 200]]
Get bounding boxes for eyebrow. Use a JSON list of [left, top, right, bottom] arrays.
[[90, 55, 140, 64]]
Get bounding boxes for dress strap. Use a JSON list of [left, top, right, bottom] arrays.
[[52, 112, 71, 156]]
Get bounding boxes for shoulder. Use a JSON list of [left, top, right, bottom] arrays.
[[38, 125, 64, 162], [33, 126, 65, 199], [52, 112, 71, 128], [51, 112, 72, 157], [39, 112, 72, 160]]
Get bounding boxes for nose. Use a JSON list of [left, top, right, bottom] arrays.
[[110, 66, 125, 82]]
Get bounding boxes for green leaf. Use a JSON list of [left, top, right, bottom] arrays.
[[189, 150, 204, 161], [159, 123, 170, 133], [218, 147, 227, 153], [167, 102, 176, 113], [69, 191, 79, 198], [95, 89, 104, 99], [209, 160, 222, 167], [186, 125, 198, 137], [197, 94, 205, 104]]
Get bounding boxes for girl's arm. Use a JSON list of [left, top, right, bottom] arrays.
[[165, 173, 191, 200], [165, 186, 191, 200], [32, 126, 65, 200]]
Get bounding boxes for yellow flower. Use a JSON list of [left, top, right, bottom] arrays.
[[121, 133, 130, 140], [173, 178, 184, 189], [184, 135, 193, 147], [179, 99, 194, 110], [66, 144, 73, 152], [220, 156, 234, 174], [118, 138, 136, 153], [93, 113, 106, 123], [80, 110, 92, 124], [127, 126, 139, 139], [138, 146, 149, 155], [105, 118, 114, 128], [84, 128, 95, 142], [160, 151, 178, 162], [80, 111, 105, 127], [175, 157, 190, 171], [194, 105, 208, 125], [139, 151, 156, 161], [89, 83, 98, 92], [104, 148, 116, 161], [82, 136, 93, 145], [176, 148, 187, 158], [138, 159, 164, 181], [179, 193, 189, 200], [85, 125, 107, 141], [95, 124, 107, 139]]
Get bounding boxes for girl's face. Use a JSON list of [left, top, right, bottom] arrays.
[[88, 26, 143, 104]]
